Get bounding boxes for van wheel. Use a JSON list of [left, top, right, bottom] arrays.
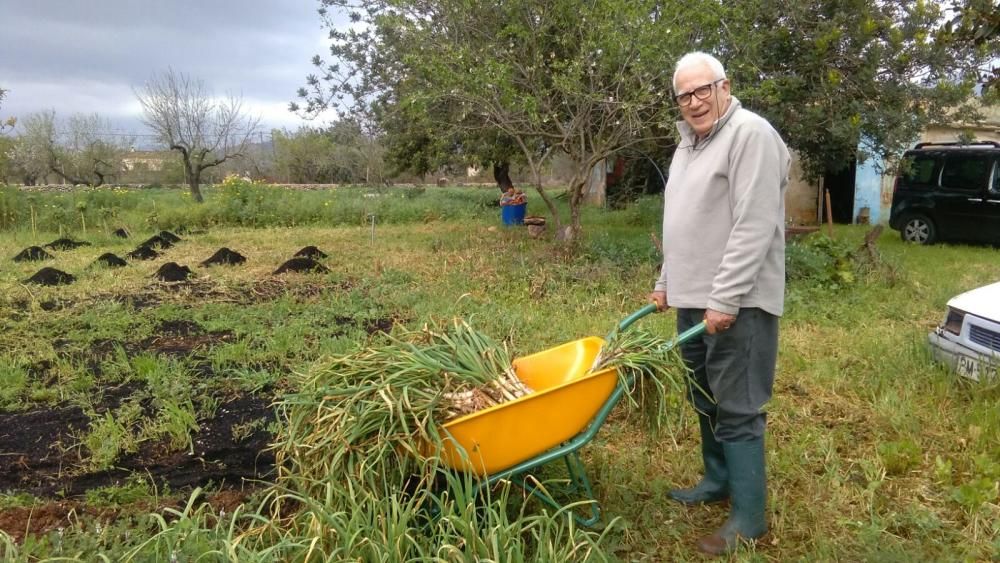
[[901, 215, 936, 244]]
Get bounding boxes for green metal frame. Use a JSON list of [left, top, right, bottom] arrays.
[[473, 304, 707, 527]]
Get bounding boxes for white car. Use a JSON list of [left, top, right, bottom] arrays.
[[928, 281, 1000, 381]]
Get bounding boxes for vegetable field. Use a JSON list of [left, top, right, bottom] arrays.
[[0, 184, 998, 561]]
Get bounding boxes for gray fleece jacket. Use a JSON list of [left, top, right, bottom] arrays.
[[654, 97, 790, 317]]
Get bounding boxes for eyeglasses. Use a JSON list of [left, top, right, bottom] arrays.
[[673, 78, 724, 107]]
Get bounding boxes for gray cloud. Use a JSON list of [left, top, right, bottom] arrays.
[[0, 0, 338, 132]]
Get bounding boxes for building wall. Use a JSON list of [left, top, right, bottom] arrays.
[[784, 152, 819, 225], [854, 155, 887, 224]]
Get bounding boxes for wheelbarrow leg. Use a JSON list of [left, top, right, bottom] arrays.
[[563, 451, 602, 527], [503, 452, 601, 528]]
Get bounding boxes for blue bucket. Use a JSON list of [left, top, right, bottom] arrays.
[[501, 203, 527, 225]]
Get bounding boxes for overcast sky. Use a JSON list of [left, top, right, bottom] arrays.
[[0, 0, 339, 140]]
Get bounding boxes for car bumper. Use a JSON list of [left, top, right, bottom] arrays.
[[928, 328, 999, 382]]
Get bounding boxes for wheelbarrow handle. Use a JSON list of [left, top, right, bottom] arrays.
[[613, 303, 707, 348], [616, 303, 659, 333]]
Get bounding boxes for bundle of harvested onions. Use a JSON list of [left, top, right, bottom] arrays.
[[273, 318, 694, 504]]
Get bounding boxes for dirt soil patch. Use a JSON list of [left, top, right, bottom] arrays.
[[201, 247, 247, 266], [140, 319, 234, 355], [0, 488, 254, 544], [12, 246, 54, 262], [45, 238, 91, 250], [154, 262, 194, 282], [25, 267, 76, 286], [0, 394, 275, 499], [112, 227, 130, 238], [273, 257, 329, 275], [92, 252, 128, 268], [293, 245, 327, 259]]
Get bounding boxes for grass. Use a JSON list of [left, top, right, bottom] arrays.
[[0, 185, 998, 560]]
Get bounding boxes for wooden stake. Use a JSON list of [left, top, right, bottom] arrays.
[[824, 188, 834, 238]]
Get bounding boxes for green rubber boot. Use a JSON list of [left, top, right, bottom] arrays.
[[697, 438, 768, 555], [668, 416, 729, 505]]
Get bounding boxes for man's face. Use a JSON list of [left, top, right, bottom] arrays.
[[674, 64, 731, 138]]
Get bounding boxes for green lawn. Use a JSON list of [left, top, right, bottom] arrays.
[[0, 186, 998, 561]]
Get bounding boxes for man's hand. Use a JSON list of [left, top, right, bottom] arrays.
[[649, 291, 669, 312], [704, 308, 736, 334]]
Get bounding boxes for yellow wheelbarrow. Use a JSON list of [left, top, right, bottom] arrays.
[[432, 304, 706, 526]]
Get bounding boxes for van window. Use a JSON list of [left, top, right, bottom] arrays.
[[901, 154, 937, 186], [940, 154, 991, 192], [991, 162, 1000, 195]]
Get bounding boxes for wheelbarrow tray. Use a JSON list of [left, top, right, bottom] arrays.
[[437, 336, 614, 475]]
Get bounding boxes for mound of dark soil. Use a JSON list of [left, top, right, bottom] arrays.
[[44, 238, 91, 250], [139, 234, 174, 250], [126, 246, 160, 260], [293, 245, 327, 259], [92, 252, 128, 268], [273, 257, 329, 275], [25, 267, 75, 286], [154, 262, 194, 282], [12, 246, 54, 262], [157, 230, 182, 243], [112, 227, 130, 238], [200, 247, 246, 266]]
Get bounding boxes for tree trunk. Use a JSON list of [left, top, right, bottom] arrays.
[[565, 176, 587, 243], [188, 169, 204, 202], [493, 161, 514, 192]]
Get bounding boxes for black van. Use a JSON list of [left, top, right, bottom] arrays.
[[888, 141, 1000, 245]]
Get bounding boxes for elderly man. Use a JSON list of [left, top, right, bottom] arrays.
[[649, 51, 790, 555]]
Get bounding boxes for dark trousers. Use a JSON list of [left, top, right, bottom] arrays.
[[676, 308, 778, 442]]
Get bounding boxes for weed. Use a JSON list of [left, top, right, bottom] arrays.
[[83, 408, 137, 470], [84, 478, 155, 508], [877, 439, 922, 475]]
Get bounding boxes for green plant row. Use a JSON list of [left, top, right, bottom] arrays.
[[0, 182, 503, 235]]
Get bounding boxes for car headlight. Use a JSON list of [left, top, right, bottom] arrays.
[[943, 307, 966, 335]]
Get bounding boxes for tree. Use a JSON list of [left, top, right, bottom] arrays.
[[327, 118, 386, 184], [11, 111, 131, 187], [297, 0, 708, 240], [722, 0, 999, 180], [53, 113, 132, 186], [372, 90, 520, 190], [299, 0, 998, 237], [940, 0, 1000, 100], [135, 69, 261, 202], [0, 88, 18, 184], [273, 127, 334, 183], [272, 121, 385, 184], [8, 112, 54, 185], [0, 88, 15, 134]]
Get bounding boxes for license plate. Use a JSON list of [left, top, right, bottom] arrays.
[[957, 355, 981, 380]]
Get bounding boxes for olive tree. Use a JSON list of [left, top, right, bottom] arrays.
[[297, 0, 706, 240], [135, 69, 261, 202]]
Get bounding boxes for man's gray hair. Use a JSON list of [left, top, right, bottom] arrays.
[[673, 52, 727, 92]]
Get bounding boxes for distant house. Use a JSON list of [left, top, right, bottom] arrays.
[[122, 150, 172, 172]]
